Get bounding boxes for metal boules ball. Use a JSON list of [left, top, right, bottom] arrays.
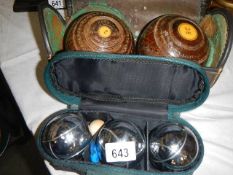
[[96, 120, 146, 167], [149, 122, 200, 171], [41, 112, 92, 159]]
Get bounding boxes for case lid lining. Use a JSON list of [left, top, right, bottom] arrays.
[[50, 56, 205, 105]]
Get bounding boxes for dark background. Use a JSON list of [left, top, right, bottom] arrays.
[[13, 0, 47, 12], [0, 69, 50, 175], [0, 1, 53, 174], [1, 1, 51, 174]]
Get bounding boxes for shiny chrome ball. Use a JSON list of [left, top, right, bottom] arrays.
[[97, 120, 146, 166], [149, 122, 199, 171], [41, 112, 92, 159]]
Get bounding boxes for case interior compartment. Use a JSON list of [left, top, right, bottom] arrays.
[[37, 108, 204, 174]]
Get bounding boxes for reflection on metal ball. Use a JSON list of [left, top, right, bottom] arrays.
[[41, 112, 92, 159], [149, 122, 199, 171], [97, 120, 146, 167]]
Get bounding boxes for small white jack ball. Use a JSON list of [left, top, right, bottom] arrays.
[[88, 119, 104, 136]]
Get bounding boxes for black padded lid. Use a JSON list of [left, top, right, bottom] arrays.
[[44, 52, 210, 113]]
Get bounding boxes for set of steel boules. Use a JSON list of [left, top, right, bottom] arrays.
[[40, 112, 200, 172]]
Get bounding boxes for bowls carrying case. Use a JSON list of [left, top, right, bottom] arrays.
[[36, 51, 209, 175], [35, 0, 232, 174], [38, 0, 233, 87]]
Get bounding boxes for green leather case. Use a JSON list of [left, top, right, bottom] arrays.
[[36, 51, 209, 175]]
